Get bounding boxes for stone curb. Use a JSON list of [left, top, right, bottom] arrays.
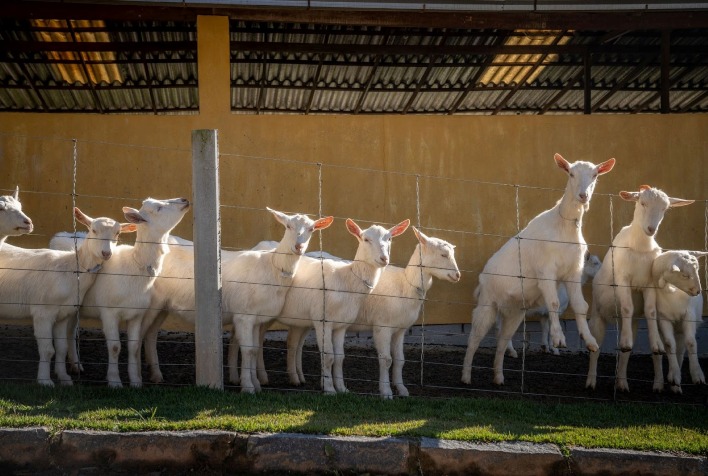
[[0, 427, 704, 475]]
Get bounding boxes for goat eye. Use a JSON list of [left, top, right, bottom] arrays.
[[569, 173, 574, 178], [442, 254, 449, 259], [364, 238, 370, 243]]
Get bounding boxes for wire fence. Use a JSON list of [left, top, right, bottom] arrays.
[[0, 129, 706, 405]]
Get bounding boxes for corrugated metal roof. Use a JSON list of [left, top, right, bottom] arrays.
[[230, 22, 708, 114], [0, 19, 198, 114], [0, 9, 706, 115]]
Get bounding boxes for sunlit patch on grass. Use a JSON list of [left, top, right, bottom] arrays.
[[331, 419, 428, 436]]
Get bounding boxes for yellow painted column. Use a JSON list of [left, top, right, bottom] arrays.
[[197, 15, 231, 124]]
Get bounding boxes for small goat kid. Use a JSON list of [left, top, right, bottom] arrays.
[[649, 251, 706, 393], [276, 218, 410, 394], [585, 186, 694, 391], [462, 153, 615, 386], [80, 198, 190, 388], [0, 208, 132, 385], [287, 227, 460, 399]]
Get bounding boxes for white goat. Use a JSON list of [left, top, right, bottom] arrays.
[[286, 227, 460, 399], [275, 218, 410, 394], [139, 208, 333, 390], [462, 153, 615, 386], [80, 197, 190, 388], [648, 251, 706, 393], [0, 208, 132, 385], [502, 252, 602, 357], [585, 186, 694, 391], [0, 186, 33, 246]]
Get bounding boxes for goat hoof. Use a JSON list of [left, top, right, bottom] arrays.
[[670, 385, 683, 394]]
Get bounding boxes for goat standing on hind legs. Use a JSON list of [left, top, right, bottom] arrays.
[[585, 186, 695, 392], [462, 153, 615, 386]]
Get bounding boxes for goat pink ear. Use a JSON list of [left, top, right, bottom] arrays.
[[668, 197, 695, 208], [554, 153, 570, 173], [390, 219, 410, 238], [73, 207, 93, 227], [122, 206, 147, 224], [345, 218, 362, 239], [412, 226, 429, 245], [639, 184, 652, 192], [314, 216, 334, 230], [689, 250, 708, 259], [619, 191, 639, 202], [120, 223, 138, 233], [596, 158, 616, 175]]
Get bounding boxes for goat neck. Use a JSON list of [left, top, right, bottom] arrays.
[[555, 189, 585, 229], [625, 215, 659, 253], [271, 240, 301, 279], [404, 244, 433, 298], [76, 239, 104, 275], [349, 251, 384, 291], [132, 227, 170, 277]]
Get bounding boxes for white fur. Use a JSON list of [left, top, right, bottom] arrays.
[[0, 187, 33, 246], [274, 218, 410, 394], [286, 227, 460, 399], [647, 251, 706, 394], [462, 153, 615, 386], [585, 186, 694, 391], [185, 209, 333, 393], [502, 252, 602, 357], [79, 197, 190, 388], [0, 208, 129, 386]]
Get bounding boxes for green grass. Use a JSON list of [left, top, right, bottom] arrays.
[[0, 383, 705, 455]]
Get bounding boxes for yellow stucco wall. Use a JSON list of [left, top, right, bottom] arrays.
[[0, 16, 706, 331]]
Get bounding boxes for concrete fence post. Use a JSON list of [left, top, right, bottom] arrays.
[[192, 129, 223, 389]]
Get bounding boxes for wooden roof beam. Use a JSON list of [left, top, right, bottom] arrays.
[[4, 3, 708, 30]]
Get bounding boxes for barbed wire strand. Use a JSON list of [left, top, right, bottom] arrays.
[[515, 185, 528, 395], [416, 174, 426, 390], [610, 194, 620, 401], [71, 138, 82, 383]]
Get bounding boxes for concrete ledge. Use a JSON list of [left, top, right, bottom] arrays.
[[55, 429, 240, 472], [419, 438, 567, 476], [0, 427, 52, 472], [247, 432, 411, 475], [0, 427, 704, 475], [569, 447, 707, 476]]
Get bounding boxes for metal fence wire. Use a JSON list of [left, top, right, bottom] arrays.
[[0, 130, 705, 405]]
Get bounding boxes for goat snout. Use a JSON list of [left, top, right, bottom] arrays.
[[18, 219, 33, 233], [450, 271, 461, 282], [646, 226, 656, 236], [102, 250, 112, 260], [379, 255, 389, 265], [578, 193, 588, 203], [293, 243, 304, 255]]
